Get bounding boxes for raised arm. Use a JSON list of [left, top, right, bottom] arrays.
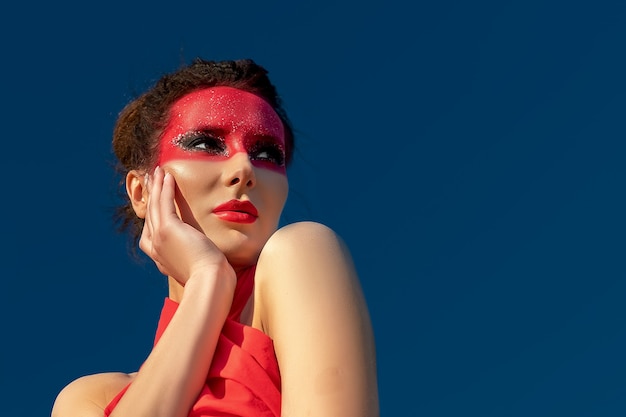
[[255, 221, 379, 417], [53, 168, 237, 417]]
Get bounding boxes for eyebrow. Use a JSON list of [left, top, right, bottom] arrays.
[[245, 133, 286, 148], [191, 126, 228, 137]]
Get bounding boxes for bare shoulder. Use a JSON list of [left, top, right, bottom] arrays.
[[255, 221, 379, 416], [256, 221, 358, 302], [258, 221, 351, 271], [52, 372, 135, 417], [262, 220, 336, 242]]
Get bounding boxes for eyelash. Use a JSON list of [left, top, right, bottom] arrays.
[[175, 131, 285, 166], [177, 131, 227, 156], [249, 142, 286, 166]]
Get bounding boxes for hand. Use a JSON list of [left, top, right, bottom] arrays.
[[139, 166, 234, 286]]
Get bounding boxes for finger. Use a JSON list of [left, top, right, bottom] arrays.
[[143, 172, 155, 240], [160, 171, 179, 221], [148, 166, 165, 233]]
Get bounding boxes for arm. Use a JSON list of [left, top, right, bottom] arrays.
[[53, 168, 236, 417], [52, 275, 234, 417], [113, 168, 237, 417], [255, 221, 379, 417], [108, 271, 235, 417]]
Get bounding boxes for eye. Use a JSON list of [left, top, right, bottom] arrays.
[[176, 131, 227, 156], [249, 142, 286, 166]]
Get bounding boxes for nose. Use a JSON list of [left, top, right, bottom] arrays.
[[224, 152, 256, 189]]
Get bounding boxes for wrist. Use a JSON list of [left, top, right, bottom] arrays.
[[182, 262, 237, 303]]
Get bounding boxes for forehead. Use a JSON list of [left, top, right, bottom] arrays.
[[165, 86, 284, 138]]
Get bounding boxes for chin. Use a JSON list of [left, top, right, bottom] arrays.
[[203, 220, 277, 270], [216, 233, 265, 270]]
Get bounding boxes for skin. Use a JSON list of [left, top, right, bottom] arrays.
[[150, 86, 289, 275], [52, 87, 379, 417]]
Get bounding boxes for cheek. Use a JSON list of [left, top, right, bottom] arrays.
[[260, 173, 289, 213], [162, 163, 221, 224], [164, 161, 221, 188], [251, 160, 287, 175]]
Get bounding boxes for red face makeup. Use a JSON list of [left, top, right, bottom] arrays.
[[159, 87, 287, 175]]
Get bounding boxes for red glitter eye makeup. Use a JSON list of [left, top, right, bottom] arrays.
[[158, 87, 286, 175]]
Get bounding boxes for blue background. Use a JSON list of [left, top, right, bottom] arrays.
[[1, 0, 625, 415]]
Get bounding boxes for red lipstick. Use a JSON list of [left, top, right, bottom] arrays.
[[212, 200, 258, 224]]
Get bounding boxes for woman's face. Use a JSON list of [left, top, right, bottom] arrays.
[[157, 86, 289, 268]]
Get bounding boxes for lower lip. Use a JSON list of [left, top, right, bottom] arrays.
[[213, 211, 257, 224]]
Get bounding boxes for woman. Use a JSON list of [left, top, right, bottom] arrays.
[[52, 58, 379, 417]]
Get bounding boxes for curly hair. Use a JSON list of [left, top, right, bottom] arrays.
[[112, 58, 295, 253]]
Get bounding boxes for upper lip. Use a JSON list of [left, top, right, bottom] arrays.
[[212, 199, 259, 217]]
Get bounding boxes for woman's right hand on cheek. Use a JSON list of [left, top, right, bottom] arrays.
[[139, 166, 235, 287]]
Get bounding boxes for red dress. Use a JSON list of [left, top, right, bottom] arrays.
[[104, 266, 281, 416]]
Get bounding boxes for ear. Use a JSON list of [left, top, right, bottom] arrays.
[[126, 169, 148, 219]]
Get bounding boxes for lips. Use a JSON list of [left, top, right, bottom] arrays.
[[212, 199, 258, 223]]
